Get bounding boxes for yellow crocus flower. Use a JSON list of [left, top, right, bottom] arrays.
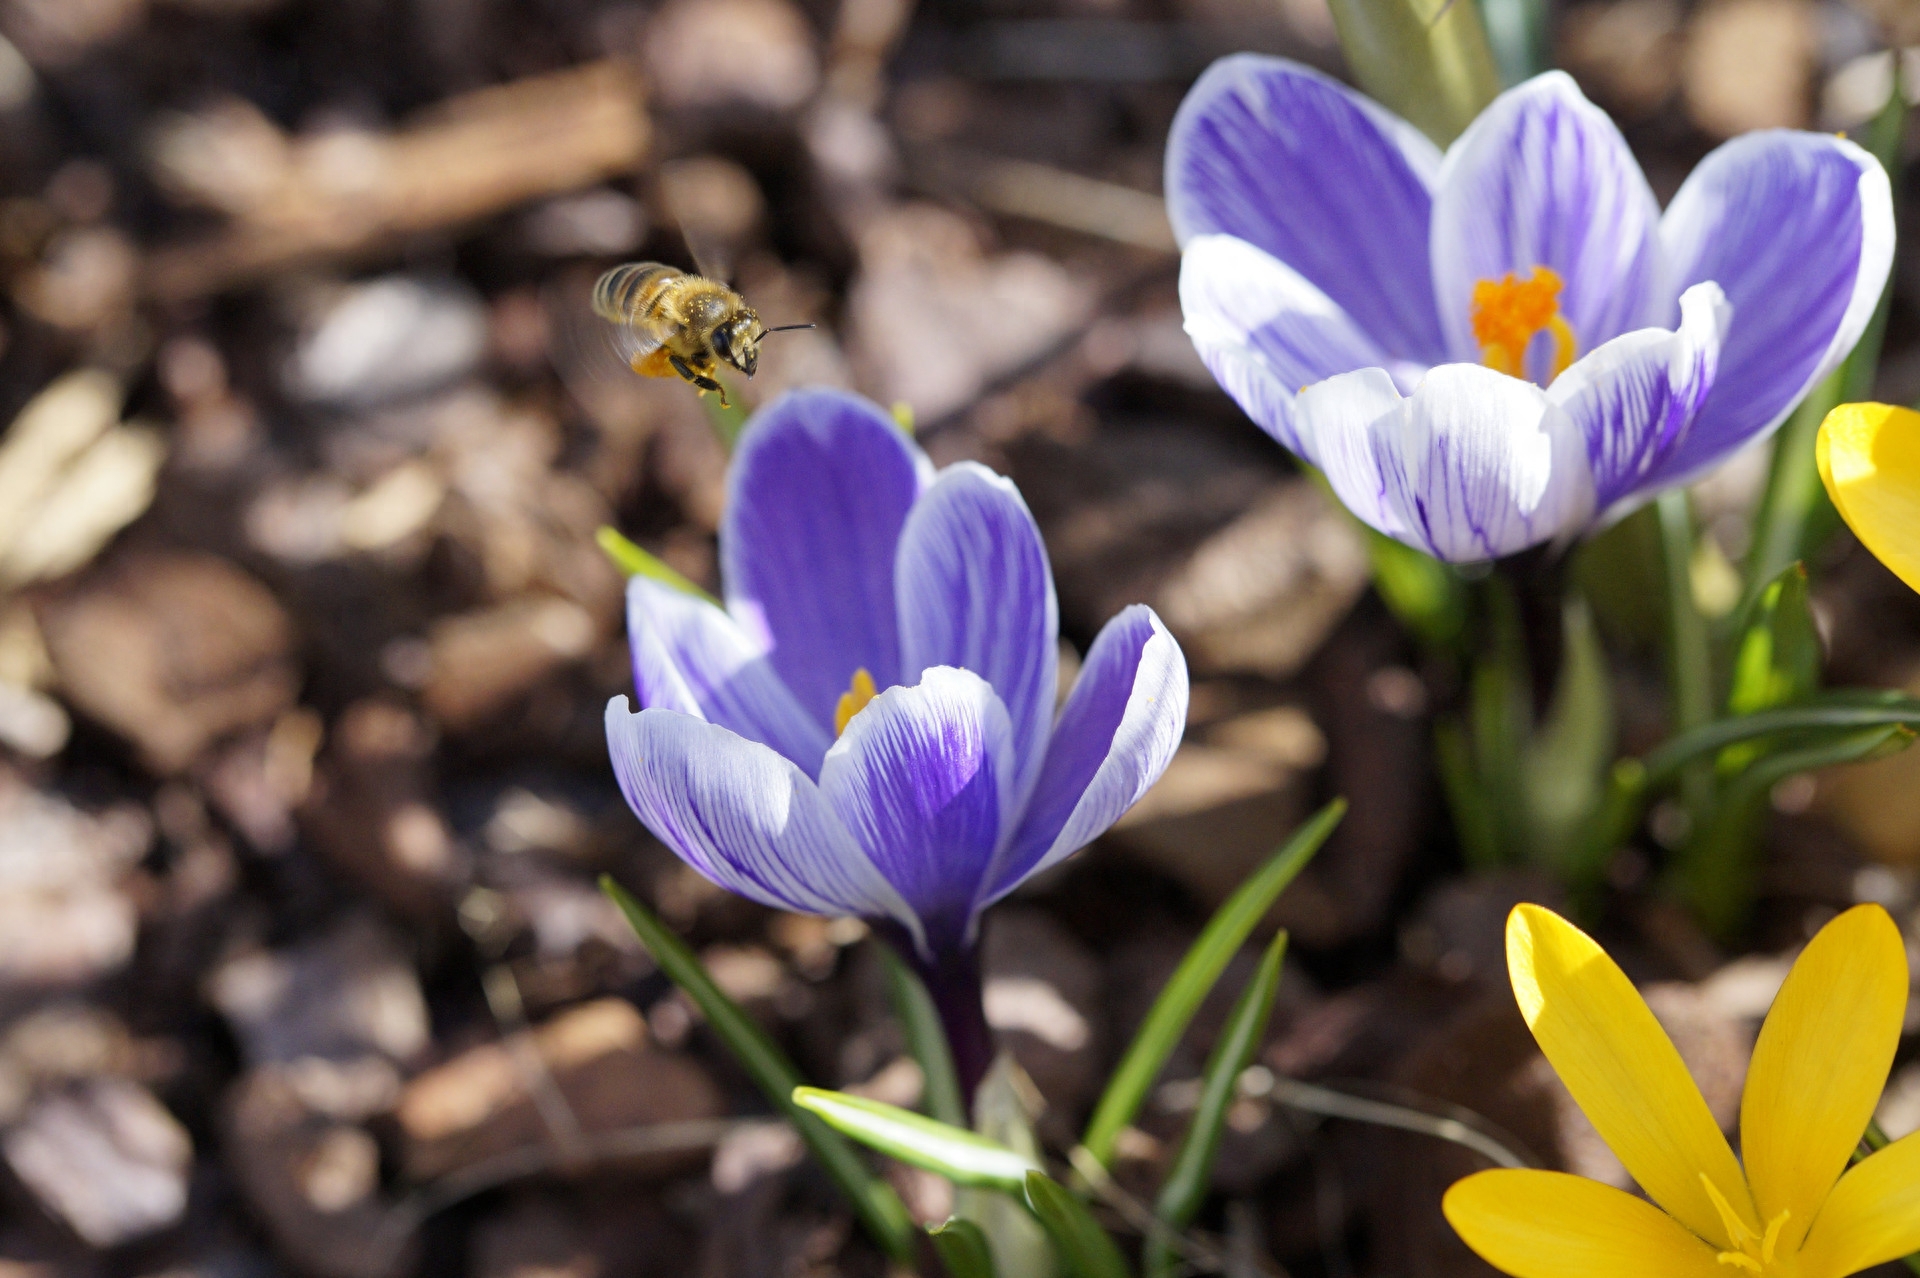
[[1818, 403, 1920, 594], [1445, 903, 1920, 1277]]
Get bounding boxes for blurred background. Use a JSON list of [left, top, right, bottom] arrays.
[[0, 0, 1915, 1273]]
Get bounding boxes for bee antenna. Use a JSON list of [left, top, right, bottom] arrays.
[[764, 323, 816, 334]]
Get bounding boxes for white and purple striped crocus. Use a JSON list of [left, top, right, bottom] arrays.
[[604, 388, 1188, 1085], [1169, 58, 1894, 561]]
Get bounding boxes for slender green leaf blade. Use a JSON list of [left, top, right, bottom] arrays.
[[1080, 800, 1344, 1168], [930, 1218, 998, 1278], [1726, 563, 1820, 719], [1521, 594, 1614, 877], [879, 942, 967, 1127], [1639, 694, 1920, 784], [595, 526, 717, 603], [601, 879, 916, 1262], [966, 1057, 1057, 1278], [1023, 1172, 1132, 1278], [793, 1088, 1041, 1191], [1145, 930, 1289, 1278]]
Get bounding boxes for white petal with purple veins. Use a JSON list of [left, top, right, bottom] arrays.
[[1654, 131, 1894, 486], [723, 388, 934, 736], [1298, 364, 1596, 561], [1166, 54, 1448, 362], [896, 464, 1058, 808], [1549, 281, 1729, 514], [627, 576, 832, 776], [1180, 234, 1408, 455], [982, 606, 1188, 914], [605, 698, 924, 950], [1432, 72, 1666, 368], [819, 668, 1015, 956]]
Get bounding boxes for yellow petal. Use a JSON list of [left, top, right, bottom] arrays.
[[1818, 403, 1920, 595], [1506, 905, 1753, 1248], [1742, 904, 1908, 1254], [1797, 1131, 1920, 1278], [1444, 1169, 1728, 1278]]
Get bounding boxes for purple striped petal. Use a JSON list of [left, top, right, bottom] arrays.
[[1166, 54, 1448, 363], [1179, 234, 1407, 455], [1298, 364, 1596, 561], [818, 668, 1014, 955], [1431, 72, 1665, 370], [627, 576, 832, 775], [896, 463, 1058, 806], [722, 388, 933, 736], [1653, 131, 1894, 485], [1549, 282, 1729, 513], [605, 698, 924, 950], [982, 606, 1188, 912], [1290, 367, 1410, 538]]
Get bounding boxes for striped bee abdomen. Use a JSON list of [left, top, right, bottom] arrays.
[[591, 263, 681, 325]]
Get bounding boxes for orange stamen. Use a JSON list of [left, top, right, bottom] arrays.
[[1471, 266, 1578, 381], [834, 668, 878, 736]]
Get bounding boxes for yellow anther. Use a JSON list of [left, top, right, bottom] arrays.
[[834, 667, 878, 736], [1701, 1173, 1760, 1250], [1717, 1253, 1764, 1273], [1761, 1210, 1790, 1265], [1471, 266, 1578, 382]]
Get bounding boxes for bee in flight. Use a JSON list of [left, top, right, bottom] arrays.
[[590, 262, 811, 408]]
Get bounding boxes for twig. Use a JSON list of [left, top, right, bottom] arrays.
[[1267, 1077, 1534, 1170]]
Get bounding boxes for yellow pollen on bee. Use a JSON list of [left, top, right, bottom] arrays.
[[1470, 265, 1578, 381], [834, 667, 878, 736]]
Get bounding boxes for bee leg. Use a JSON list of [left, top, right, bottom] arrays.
[[669, 354, 730, 408]]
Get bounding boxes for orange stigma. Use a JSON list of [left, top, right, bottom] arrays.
[[1471, 266, 1577, 381], [834, 668, 878, 736]]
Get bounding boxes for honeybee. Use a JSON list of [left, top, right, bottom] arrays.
[[590, 263, 811, 408]]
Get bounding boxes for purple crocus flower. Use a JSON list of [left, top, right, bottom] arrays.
[[1168, 58, 1894, 561], [605, 388, 1187, 1088]]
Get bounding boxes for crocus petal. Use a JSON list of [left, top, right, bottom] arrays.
[[1180, 234, 1406, 455], [1655, 131, 1894, 484], [722, 387, 933, 735], [1549, 282, 1729, 513], [1297, 365, 1595, 561], [1505, 905, 1753, 1250], [1432, 72, 1665, 367], [1443, 1170, 1727, 1278], [818, 667, 1015, 955], [1819, 403, 1920, 595], [1165, 54, 1448, 362], [1740, 904, 1908, 1255], [627, 576, 832, 774], [605, 697, 923, 951], [980, 605, 1188, 912], [896, 463, 1058, 806], [1797, 1131, 1920, 1278]]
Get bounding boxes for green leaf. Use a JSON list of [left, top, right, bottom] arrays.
[[1658, 490, 1716, 828], [701, 386, 749, 450], [1679, 725, 1915, 938], [594, 526, 717, 603], [791, 1088, 1042, 1191], [1363, 527, 1467, 651], [1638, 693, 1920, 785], [1521, 594, 1615, 880], [1726, 563, 1820, 719], [929, 1218, 998, 1278], [600, 879, 916, 1263], [1144, 930, 1288, 1278], [1023, 1172, 1132, 1278], [1322, 0, 1503, 145], [878, 943, 967, 1127], [965, 1057, 1057, 1278], [1079, 800, 1345, 1169]]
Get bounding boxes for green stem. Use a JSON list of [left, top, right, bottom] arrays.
[[1657, 490, 1715, 829]]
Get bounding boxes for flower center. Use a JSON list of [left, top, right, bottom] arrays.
[[1701, 1173, 1794, 1274], [834, 667, 878, 736], [1471, 266, 1577, 382]]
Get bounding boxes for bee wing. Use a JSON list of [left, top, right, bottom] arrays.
[[659, 166, 735, 285], [548, 266, 655, 401]]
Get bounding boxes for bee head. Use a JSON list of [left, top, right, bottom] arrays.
[[714, 313, 763, 377]]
